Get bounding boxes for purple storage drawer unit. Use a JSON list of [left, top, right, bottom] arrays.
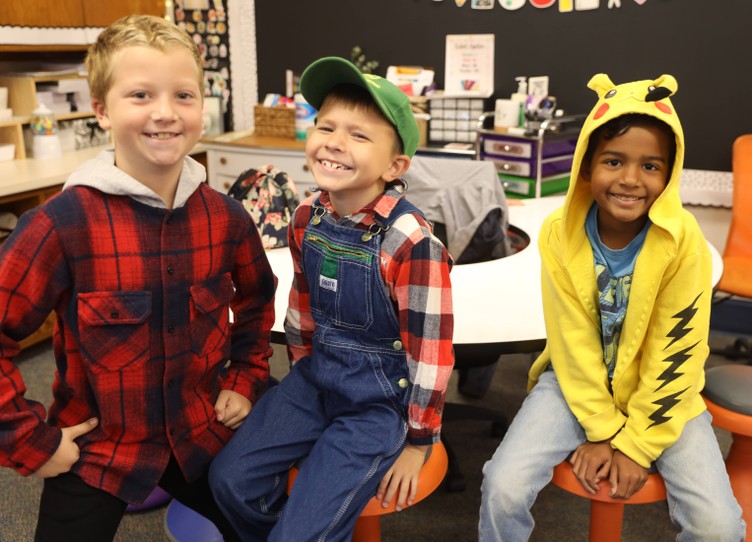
[[477, 118, 584, 198], [482, 155, 573, 178], [481, 133, 577, 160]]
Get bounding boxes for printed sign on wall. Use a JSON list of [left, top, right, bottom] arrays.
[[444, 34, 495, 94]]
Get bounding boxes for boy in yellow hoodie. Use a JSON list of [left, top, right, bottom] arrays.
[[479, 75, 745, 541]]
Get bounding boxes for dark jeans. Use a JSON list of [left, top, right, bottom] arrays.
[[35, 455, 240, 542]]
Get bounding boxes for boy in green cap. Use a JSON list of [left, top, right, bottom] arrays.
[[210, 57, 455, 540]]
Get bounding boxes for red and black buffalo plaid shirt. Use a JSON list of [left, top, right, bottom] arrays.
[[0, 183, 276, 504]]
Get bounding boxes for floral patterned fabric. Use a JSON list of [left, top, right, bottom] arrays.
[[228, 164, 301, 249]]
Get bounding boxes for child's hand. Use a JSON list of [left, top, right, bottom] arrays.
[[608, 450, 648, 499], [214, 390, 252, 430], [375, 444, 429, 511], [570, 441, 614, 495], [34, 417, 98, 478]]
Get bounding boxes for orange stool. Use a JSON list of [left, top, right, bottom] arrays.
[[702, 364, 752, 541], [550, 460, 667, 542], [287, 441, 448, 542]]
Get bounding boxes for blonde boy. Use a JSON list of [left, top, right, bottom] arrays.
[[0, 15, 275, 541]]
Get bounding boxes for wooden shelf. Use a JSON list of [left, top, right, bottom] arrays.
[[0, 73, 89, 117], [0, 73, 96, 161], [0, 44, 90, 53]]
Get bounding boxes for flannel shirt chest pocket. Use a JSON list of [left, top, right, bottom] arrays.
[[78, 291, 151, 373], [189, 272, 234, 356]]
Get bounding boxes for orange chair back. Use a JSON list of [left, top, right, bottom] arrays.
[[717, 134, 752, 296]]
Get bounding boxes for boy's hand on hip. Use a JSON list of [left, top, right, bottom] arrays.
[[608, 450, 647, 499], [33, 417, 98, 478], [214, 390, 252, 430], [570, 441, 614, 495], [376, 444, 430, 511]]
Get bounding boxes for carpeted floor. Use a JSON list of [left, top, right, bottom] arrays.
[[0, 335, 741, 542]]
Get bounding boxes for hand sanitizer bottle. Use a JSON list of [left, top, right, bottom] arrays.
[[511, 77, 528, 127]]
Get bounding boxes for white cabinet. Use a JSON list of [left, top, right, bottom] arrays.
[[203, 133, 317, 199]]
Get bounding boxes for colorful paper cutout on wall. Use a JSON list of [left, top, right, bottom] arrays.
[[447, 0, 649, 9], [471, 0, 495, 9]]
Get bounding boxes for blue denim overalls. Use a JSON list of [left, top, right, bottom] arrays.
[[211, 194, 422, 542]]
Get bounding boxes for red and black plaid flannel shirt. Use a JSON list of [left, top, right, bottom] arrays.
[[0, 184, 276, 504]]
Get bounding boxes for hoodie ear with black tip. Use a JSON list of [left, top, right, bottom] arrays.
[[645, 86, 672, 102]]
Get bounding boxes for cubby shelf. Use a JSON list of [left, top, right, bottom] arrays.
[[0, 73, 96, 161]]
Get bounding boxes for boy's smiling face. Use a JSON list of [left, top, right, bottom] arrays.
[[93, 45, 204, 196], [305, 97, 409, 217], [584, 124, 671, 249]]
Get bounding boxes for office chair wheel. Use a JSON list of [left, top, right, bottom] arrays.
[[444, 471, 468, 493], [732, 339, 751, 359], [490, 419, 507, 438]]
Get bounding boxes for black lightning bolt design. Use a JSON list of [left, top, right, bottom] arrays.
[[647, 293, 704, 427], [656, 342, 699, 391], [665, 293, 701, 349], [649, 387, 689, 428]]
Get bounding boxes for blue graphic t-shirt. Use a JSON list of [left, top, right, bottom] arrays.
[[585, 204, 650, 380]]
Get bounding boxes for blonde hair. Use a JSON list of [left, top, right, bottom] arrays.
[[85, 15, 203, 102]]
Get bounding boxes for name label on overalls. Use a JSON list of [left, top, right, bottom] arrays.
[[307, 232, 373, 296], [319, 276, 338, 292]]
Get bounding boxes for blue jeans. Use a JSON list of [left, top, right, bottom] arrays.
[[479, 370, 745, 541], [209, 354, 407, 542]]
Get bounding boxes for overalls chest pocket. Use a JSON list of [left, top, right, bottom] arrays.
[[303, 233, 374, 331], [77, 291, 151, 373], [189, 272, 234, 356]]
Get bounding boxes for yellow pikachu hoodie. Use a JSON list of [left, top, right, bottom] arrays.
[[529, 75, 713, 468]]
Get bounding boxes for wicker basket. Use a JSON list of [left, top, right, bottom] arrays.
[[254, 105, 295, 138]]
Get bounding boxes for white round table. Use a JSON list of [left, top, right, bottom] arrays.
[[265, 195, 723, 358]]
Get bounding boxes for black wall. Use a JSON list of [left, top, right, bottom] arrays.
[[253, 0, 748, 171]]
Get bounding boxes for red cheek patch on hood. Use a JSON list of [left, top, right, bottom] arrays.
[[593, 102, 610, 120], [654, 102, 672, 115]]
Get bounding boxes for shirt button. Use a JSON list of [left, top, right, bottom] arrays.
[[167, 266, 175, 275], [110, 311, 119, 319], [169, 428, 175, 435], [167, 326, 175, 334], [392, 340, 403, 351], [397, 378, 409, 389]]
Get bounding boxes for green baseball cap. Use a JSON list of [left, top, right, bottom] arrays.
[[300, 56, 420, 157]]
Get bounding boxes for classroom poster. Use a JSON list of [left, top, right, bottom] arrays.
[[444, 34, 495, 95]]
